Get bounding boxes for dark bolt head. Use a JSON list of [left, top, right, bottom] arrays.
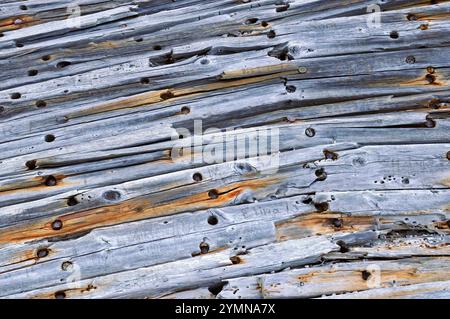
[[180, 106, 190, 114], [199, 242, 210, 254], [61, 261, 73, 271], [45, 175, 57, 186], [208, 189, 219, 199], [315, 168, 327, 181], [51, 219, 63, 231], [26, 160, 37, 170], [54, 291, 66, 299], [405, 56, 416, 64], [193, 172, 203, 182], [207, 215, 219, 225], [36, 248, 49, 258], [305, 127, 315, 137], [407, 14, 417, 21]]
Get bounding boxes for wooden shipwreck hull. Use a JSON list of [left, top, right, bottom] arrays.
[[0, 0, 449, 299]]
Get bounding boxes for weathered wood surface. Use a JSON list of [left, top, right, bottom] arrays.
[[0, 0, 449, 299]]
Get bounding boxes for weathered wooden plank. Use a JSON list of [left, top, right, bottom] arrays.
[[218, 257, 450, 299], [1, 0, 449, 300], [4, 236, 339, 298]]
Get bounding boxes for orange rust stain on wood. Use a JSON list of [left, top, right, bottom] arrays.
[[67, 71, 292, 118], [276, 213, 375, 241], [0, 177, 279, 244], [400, 71, 448, 87], [416, 13, 450, 21], [0, 174, 69, 194], [438, 172, 450, 187], [293, 266, 448, 291], [5, 249, 40, 267], [29, 284, 97, 299], [0, 15, 36, 31]]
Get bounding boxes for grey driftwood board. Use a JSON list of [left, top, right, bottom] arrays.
[[0, 0, 449, 299]]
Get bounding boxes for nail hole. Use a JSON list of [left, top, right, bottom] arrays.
[[36, 248, 49, 258], [208, 189, 219, 199], [103, 190, 121, 201], [361, 270, 371, 281], [180, 106, 190, 114], [446, 151, 450, 160], [56, 61, 71, 69], [10, 92, 21, 100], [140, 77, 150, 84], [26, 160, 37, 170], [45, 134, 55, 142], [51, 219, 63, 230], [407, 14, 417, 21], [426, 74, 436, 84], [405, 56, 416, 64], [35, 100, 47, 108], [230, 256, 241, 264], [45, 175, 58, 186], [67, 196, 79, 206], [331, 218, 343, 228], [134, 37, 143, 42], [16, 42, 24, 48], [336, 240, 349, 253], [286, 85, 296, 93], [305, 127, 315, 137], [425, 116, 436, 128], [208, 282, 226, 296], [314, 202, 329, 212], [160, 91, 174, 100], [153, 45, 162, 50], [390, 31, 399, 39], [193, 173, 203, 182], [54, 291, 66, 299], [200, 58, 210, 65], [245, 18, 258, 24], [261, 21, 269, 27], [19, 5, 28, 10], [41, 55, 52, 61], [28, 69, 38, 76], [267, 30, 276, 38], [276, 4, 290, 12], [208, 215, 219, 225]]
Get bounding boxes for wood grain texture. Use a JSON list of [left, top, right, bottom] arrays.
[[0, 0, 449, 299]]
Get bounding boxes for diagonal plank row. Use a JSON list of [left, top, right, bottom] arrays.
[[0, 0, 449, 299]]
